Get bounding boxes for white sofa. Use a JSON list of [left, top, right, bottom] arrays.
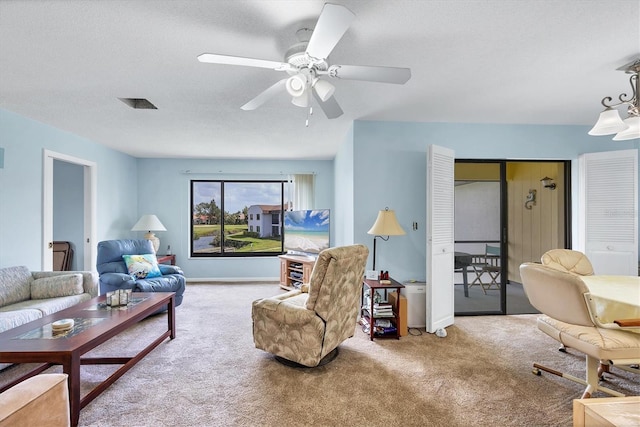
[[0, 265, 99, 368]]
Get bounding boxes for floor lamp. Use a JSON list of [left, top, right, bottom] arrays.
[[367, 207, 405, 271]]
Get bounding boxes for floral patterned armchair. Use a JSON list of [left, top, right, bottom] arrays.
[[252, 244, 369, 367]]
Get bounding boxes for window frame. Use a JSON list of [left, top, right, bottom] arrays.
[[190, 179, 286, 258]]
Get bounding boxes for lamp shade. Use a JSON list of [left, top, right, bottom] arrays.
[[131, 214, 166, 232], [367, 208, 406, 236], [132, 215, 166, 253], [588, 108, 628, 136], [612, 116, 640, 140]]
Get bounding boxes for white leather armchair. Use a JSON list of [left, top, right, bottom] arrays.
[[541, 249, 594, 276], [520, 263, 640, 398]]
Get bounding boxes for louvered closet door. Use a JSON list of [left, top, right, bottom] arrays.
[[578, 149, 638, 275], [426, 145, 455, 333]]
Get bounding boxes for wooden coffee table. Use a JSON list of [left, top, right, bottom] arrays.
[[0, 292, 175, 427]]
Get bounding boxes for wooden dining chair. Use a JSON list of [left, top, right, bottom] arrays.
[[52, 241, 73, 271]]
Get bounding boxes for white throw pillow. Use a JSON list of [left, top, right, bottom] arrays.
[[31, 274, 84, 299]]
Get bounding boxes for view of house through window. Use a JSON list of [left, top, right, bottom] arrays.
[[191, 180, 287, 256]]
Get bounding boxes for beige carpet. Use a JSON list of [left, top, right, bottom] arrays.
[[1, 283, 638, 427]]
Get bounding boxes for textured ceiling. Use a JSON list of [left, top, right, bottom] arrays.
[[0, 0, 638, 159]]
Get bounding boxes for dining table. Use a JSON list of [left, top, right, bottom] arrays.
[[580, 275, 640, 329], [454, 252, 472, 297]]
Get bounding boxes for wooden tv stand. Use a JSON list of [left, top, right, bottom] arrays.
[[279, 254, 316, 291]]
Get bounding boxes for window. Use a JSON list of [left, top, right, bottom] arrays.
[[191, 180, 285, 257]]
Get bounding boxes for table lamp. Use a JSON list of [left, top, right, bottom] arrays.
[[367, 207, 405, 270], [131, 214, 166, 253]]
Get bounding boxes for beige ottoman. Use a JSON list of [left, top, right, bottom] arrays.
[[0, 373, 70, 427]]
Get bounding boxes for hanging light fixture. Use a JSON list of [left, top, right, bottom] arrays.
[[588, 59, 640, 141]]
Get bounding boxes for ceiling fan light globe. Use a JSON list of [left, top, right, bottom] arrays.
[[313, 78, 335, 102], [291, 93, 310, 108], [285, 75, 307, 97], [612, 116, 640, 140], [588, 108, 628, 135]]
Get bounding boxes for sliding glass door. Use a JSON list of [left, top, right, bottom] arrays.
[[453, 160, 569, 315], [454, 162, 504, 314]]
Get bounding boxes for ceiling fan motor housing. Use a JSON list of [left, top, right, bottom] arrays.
[[285, 40, 328, 75]]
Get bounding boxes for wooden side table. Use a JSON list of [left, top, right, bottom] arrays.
[[573, 396, 640, 426], [156, 254, 176, 265], [361, 278, 405, 341]]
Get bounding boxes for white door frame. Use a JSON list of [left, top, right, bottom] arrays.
[[43, 149, 97, 271]]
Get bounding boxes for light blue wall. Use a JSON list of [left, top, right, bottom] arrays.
[[350, 121, 639, 283], [53, 160, 84, 270], [135, 158, 334, 280], [2, 107, 637, 281], [0, 109, 137, 270], [333, 124, 355, 247]]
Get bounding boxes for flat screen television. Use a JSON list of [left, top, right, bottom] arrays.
[[283, 209, 330, 256]]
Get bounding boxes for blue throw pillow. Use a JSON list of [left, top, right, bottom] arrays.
[[122, 254, 162, 279]]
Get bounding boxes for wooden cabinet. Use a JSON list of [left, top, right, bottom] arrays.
[[278, 254, 316, 291]]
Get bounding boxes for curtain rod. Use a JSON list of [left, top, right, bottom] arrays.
[[179, 170, 316, 175]]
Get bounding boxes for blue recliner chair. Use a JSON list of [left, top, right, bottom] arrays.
[[96, 239, 185, 306]]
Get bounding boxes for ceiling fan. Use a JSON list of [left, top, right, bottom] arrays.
[[197, 3, 411, 122]]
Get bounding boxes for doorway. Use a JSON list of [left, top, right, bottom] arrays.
[[43, 150, 97, 271], [53, 160, 84, 271], [453, 160, 570, 315]]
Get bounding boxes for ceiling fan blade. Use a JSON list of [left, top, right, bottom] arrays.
[[241, 79, 287, 111], [313, 91, 343, 119], [306, 3, 355, 60], [198, 53, 291, 71], [328, 65, 411, 84]]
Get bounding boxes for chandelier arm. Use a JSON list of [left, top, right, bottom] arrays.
[[601, 96, 633, 109], [617, 74, 637, 104], [600, 96, 615, 108], [618, 92, 632, 104], [629, 74, 639, 109], [600, 73, 638, 109]]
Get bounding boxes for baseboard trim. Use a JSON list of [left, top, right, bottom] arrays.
[[186, 277, 279, 284]]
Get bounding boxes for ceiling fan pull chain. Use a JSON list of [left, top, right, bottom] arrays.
[[306, 106, 313, 127]]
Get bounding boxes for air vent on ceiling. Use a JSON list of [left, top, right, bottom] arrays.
[[119, 98, 157, 109]]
